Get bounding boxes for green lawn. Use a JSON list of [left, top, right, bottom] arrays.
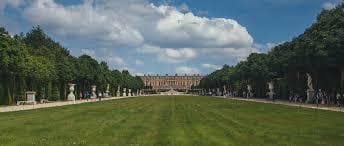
[[0, 96, 344, 146]]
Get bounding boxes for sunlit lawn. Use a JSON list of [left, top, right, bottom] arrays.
[[0, 96, 343, 146]]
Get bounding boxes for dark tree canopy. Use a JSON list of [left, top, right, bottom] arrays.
[[0, 26, 143, 105]]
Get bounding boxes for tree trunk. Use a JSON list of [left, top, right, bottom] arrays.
[[341, 69, 344, 94], [12, 75, 16, 104]]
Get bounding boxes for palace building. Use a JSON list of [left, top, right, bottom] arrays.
[[140, 74, 204, 90]]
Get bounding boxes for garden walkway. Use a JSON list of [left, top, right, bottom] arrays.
[[220, 96, 344, 112], [0, 96, 137, 113]]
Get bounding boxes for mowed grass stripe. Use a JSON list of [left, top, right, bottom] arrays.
[[0, 96, 344, 146]]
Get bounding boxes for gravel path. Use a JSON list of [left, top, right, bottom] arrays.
[[218, 96, 344, 112], [0, 96, 138, 113]]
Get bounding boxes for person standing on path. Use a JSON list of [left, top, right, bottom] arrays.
[[336, 92, 341, 107]]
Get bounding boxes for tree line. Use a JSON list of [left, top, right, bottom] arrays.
[[199, 4, 344, 99], [0, 26, 143, 105]]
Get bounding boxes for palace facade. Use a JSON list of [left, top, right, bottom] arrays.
[[140, 74, 204, 90]]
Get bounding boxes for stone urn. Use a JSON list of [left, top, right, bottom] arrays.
[[67, 84, 76, 101], [91, 85, 97, 99]]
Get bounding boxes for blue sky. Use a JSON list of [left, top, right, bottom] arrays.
[[0, 0, 342, 75]]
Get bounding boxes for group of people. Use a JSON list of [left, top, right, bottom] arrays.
[[289, 89, 344, 107]]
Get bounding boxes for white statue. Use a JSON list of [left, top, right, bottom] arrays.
[[106, 84, 110, 93], [247, 85, 253, 98], [128, 89, 132, 97], [223, 85, 226, 97], [267, 82, 274, 100], [91, 85, 97, 99], [306, 73, 315, 103], [123, 88, 127, 97], [117, 86, 121, 97], [67, 84, 76, 101], [103, 84, 110, 97], [306, 73, 314, 90]]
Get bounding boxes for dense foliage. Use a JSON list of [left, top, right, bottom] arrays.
[[199, 4, 344, 99], [0, 26, 143, 105]]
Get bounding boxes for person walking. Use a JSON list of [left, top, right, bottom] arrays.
[[336, 92, 341, 107]]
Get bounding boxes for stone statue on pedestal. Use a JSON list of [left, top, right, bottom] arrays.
[[267, 82, 275, 100], [128, 89, 132, 97], [223, 85, 226, 97], [91, 85, 97, 99], [67, 84, 76, 101], [306, 73, 315, 103], [117, 86, 120, 97], [247, 85, 253, 98], [104, 84, 110, 97], [123, 88, 127, 97]]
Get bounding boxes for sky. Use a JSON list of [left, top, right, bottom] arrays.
[[0, 0, 342, 75]]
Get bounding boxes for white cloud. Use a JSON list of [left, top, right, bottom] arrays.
[[106, 56, 125, 66], [134, 72, 144, 76], [135, 59, 144, 65], [201, 64, 221, 70], [4, 0, 255, 62], [22, 0, 144, 48], [323, 2, 339, 10], [176, 66, 200, 74], [160, 48, 197, 63], [1, 0, 259, 72], [154, 5, 253, 49], [137, 44, 197, 63], [253, 42, 281, 53], [81, 49, 96, 57], [81, 48, 126, 69], [201, 47, 259, 61]]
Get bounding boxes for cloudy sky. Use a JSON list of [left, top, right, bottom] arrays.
[[0, 0, 342, 75]]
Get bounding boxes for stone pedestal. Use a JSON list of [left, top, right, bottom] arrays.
[[67, 84, 76, 101], [116, 90, 120, 97], [123, 88, 127, 97], [307, 89, 315, 103], [104, 84, 110, 97], [116, 86, 120, 97], [128, 89, 132, 97], [91, 85, 97, 99], [26, 91, 36, 104]]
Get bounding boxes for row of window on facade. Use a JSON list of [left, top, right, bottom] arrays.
[[145, 81, 200, 86], [143, 74, 204, 77], [142, 76, 203, 80]]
